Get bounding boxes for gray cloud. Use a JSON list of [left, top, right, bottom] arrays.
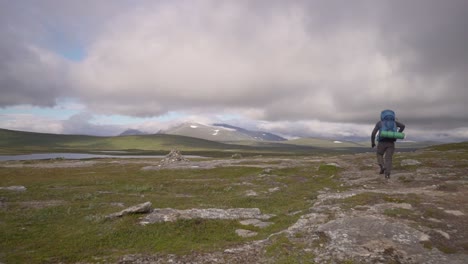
[[1, 0, 467, 138], [61, 113, 123, 136], [0, 34, 68, 107]]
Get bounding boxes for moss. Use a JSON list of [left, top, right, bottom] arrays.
[[265, 234, 316, 264]]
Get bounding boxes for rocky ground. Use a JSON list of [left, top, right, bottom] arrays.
[[118, 150, 468, 263], [1, 148, 467, 263]]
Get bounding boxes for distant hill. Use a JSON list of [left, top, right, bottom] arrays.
[[160, 122, 286, 142], [119, 129, 148, 136], [0, 128, 334, 156], [0, 128, 239, 155], [0, 128, 446, 156], [213, 123, 286, 141]]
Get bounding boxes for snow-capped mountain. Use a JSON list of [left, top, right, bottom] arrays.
[[213, 123, 286, 141], [159, 122, 286, 142]]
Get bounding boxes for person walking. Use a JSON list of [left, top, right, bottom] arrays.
[[371, 110, 405, 179]]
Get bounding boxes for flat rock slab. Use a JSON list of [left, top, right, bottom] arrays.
[[444, 210, 464, 216], [140, 208, 275, 225], [141, 158, 309, 170], [0, 186, 26, 192], [239, 219, 273, 228], [314, 215, 465, 263]]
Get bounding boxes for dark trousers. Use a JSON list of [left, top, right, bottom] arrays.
[[376, 141, 395, 175]]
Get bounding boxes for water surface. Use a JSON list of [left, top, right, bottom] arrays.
[[0, 153, 200, 161]]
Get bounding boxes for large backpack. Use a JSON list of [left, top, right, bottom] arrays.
[[379, 109, 397, 141]]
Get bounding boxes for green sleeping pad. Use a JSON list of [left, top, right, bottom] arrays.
[[380, 131, 405, 139]]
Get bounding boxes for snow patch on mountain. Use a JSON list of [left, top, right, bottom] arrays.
[[160, 122, 286, 142]]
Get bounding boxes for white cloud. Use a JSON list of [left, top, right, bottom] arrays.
[[1, 1, 468, 140], [0, 113, 63, 134]]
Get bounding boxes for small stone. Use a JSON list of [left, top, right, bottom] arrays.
[[268, 187, 280, 193], [239, 219, 273, 228], [235, 229, 258, 238], [444, 210, 464, 216], [110, 202, 125, 207], [434, 229, 450, 239], [401, 159, 421, 166], [231, 153, 243, 159], [326, 163, 341, 168], [245, 190, 258, 197], [419, 234, 430, 241], [240, 219, 262, 226]]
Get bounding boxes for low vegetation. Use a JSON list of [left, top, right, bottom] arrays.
[[0, 156, 345, 263]]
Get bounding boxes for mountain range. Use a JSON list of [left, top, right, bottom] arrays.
[[156, 123, 287, 142]]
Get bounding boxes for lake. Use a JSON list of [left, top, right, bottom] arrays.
[[0, 153, 202, 161]]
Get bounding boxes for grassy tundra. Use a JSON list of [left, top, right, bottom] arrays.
[[1, 129, 466, 263]]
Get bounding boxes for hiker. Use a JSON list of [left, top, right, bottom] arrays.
[[371, 110, 405, 179]]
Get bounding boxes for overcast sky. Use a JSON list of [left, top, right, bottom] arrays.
[[1, 0, 467, 141]]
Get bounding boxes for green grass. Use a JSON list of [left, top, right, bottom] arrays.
[[0, 159, 344, 262], [0, 128, 233, 155], [427, 141, 468, 151]]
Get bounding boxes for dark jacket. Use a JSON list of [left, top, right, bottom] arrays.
[[371, 120, 405, 144]]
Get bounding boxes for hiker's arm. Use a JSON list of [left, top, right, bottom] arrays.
[[371, 122, 380, 147], [396, 121, 405, 133]]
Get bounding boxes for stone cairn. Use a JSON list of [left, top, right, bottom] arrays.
[[160, 149, 189, 165]]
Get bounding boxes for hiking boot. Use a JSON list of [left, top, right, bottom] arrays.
[[385, 173, 391, 179], [379, 165, 385, 174]]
